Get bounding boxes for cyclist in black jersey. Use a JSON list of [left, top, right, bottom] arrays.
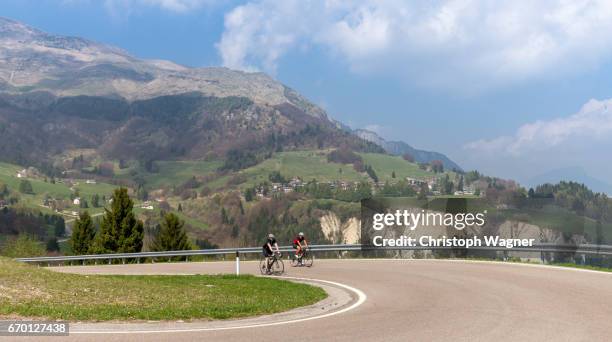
[[262, 233, 280, 272]]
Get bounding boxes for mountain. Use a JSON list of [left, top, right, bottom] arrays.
[[528, 167, 612, 196], [0, 17, 382, 169], [0, 17, 326, 116], [354, 129, 462, 171]]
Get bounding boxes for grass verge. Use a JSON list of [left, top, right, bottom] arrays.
[[0, 257, 327, 321]]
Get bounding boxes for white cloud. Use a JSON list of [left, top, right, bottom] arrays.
[[102, 0, 216, 18], [217, 0, 612, 89], [138, 0, 212, 12], [464, 98, 612, 155]]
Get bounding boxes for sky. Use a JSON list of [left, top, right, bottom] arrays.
[[3, 0, 612, 189]]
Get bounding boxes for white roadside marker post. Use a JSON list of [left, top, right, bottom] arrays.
[[235, 251, 240, 276]]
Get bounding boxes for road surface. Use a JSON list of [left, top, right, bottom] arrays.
[[11, 259, 612, 341]]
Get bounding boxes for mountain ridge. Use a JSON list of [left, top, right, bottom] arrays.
[[354, 129, 462, 171], [0, 16, 327, 120]]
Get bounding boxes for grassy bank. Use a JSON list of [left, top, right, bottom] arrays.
[[0, 257, 326, 321]]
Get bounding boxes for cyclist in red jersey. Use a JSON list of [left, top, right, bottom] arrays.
[[292, 232, 308, 264]]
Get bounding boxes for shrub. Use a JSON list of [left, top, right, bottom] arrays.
[[1, 234, 46, 258]]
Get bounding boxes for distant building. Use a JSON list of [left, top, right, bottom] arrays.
[[86, 179, 97, 184], [73, 197, 81, 205]]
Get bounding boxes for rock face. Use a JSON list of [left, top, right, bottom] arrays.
[[320, 212, 361, 244]]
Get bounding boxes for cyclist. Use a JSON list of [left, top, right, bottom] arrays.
[[262, 233, 280, 273], [293, 232, 308, 265]]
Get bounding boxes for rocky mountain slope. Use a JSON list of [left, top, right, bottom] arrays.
[[0, 17, 383, 168], [0, 17, 325, 117]]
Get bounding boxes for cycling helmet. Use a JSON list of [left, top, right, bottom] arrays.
[[298, 232, 304, 237], [268, 233, 275, 239]]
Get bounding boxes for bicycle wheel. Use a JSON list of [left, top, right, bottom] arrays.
[[303, 251, 314, 267], [271, 258, 285, 275], [259, 257, 269, 275], [290, 253, 300, 267]]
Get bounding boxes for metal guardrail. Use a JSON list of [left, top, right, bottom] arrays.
[[14, 243, 612, 275]]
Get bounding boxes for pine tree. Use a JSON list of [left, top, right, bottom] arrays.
[[92, 188, 144, 254], [46, 237, 60, 252], [137, 185, 148, 201], [54, 218, 66, 237], [70, 211, 96, 255], [151, 213, 191, 253], [221, 207, 230, 224], [392, 171, 396, 178], [19, 180, 33, 194]]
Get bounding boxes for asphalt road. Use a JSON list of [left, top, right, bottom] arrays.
[[10, 259, 612, 342]]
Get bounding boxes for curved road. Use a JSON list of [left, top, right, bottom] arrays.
[[34, 260, 612, 341]]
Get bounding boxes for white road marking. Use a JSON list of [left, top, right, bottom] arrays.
[[69, 276, 367, 334]]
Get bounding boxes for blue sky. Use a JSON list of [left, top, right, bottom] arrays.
[[3, 0, 612, 188]]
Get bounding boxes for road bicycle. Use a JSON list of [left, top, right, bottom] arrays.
[[290, 247, 314, 268], [259, 252, 285, 275]]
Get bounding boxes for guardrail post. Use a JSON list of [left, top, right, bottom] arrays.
[[108, 258, 111, 265], [235, 251, 240, 276]]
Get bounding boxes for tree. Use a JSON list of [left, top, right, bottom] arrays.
[[54, 218, 66, 237], [440, 174, 454, 195], [151, 213, 191, 253], [19, 180, 34, 194], [71, 211, 96, 255], [221, 207, 230, 225], [244, 187, 255, 202], [79, 199, 89, 209], [431, 160, 444, 173], [0, 182, 8, 198], [365, 164, 379, 182], [391, 171, 396, 179], [177, 203, 183, 212], [457, 176, 464, 191], [91, 194, 100, 208], [46, 237, 60, 252], [402, 153, 415, 163], [136, 185, 148, 201], [92, 188, 144, 254], [268, 171, 286, 183]]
